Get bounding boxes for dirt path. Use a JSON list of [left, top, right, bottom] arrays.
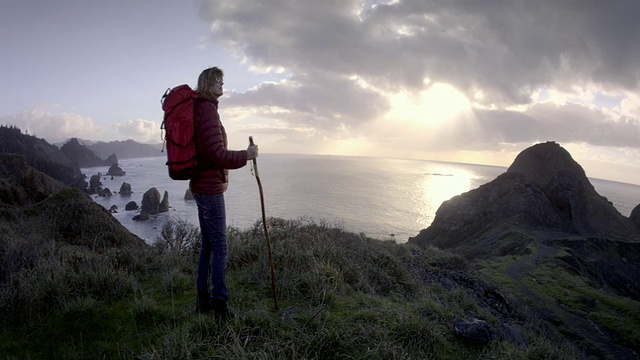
[[505, 229, 572, 281]]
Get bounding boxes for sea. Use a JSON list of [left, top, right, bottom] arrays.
[[83, 154, 640, 244]]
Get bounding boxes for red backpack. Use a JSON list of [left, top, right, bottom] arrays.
[[161, 84, 200, 180]]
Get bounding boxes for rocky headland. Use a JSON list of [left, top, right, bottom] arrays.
[[61, 137, 118, 168], [410, 141, 640, 359]]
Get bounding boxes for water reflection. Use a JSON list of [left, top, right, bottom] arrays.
[[413, 166, 477, 229]]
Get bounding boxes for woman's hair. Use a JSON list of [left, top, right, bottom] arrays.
[[196, 66, 224, 99]]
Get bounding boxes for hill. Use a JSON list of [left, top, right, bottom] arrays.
[[0, 125, 86, 189], [409, 141, 640, 358], [60, 137, 120, 168], [85, 139, 162, 160]]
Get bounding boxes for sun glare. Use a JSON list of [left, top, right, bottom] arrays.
[[386, 83, 471, 126], [414, 166, 476, 227]]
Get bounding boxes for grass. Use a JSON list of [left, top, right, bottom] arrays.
[[528, 257, 640, 350], [478, 242, 640, 359], [0, 217, 589, 359]]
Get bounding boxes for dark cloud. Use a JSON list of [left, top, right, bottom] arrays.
[[225, 72, 389, 130], [200, 0, 640, 150]]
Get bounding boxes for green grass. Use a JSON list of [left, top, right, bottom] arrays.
[[0, 218, 589, 359], [528, 258, 640, 350]]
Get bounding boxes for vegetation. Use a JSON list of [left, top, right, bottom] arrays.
[[0, 216, 587, 359]]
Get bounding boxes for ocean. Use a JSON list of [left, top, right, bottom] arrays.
[[83, 154, 640, 244]]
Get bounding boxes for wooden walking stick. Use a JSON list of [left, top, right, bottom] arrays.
[[249, 136, 278, 310]]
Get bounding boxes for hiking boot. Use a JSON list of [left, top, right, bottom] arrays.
[[212, 299, 235, 320]]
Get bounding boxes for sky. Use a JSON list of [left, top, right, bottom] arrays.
[[1, 0, 640, 185]]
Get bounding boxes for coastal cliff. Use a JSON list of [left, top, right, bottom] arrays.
[[410, 141, 640, 358]]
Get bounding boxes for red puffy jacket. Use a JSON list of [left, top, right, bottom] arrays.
[[189, 99, 248, 195]]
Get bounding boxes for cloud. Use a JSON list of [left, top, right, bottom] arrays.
[[201, 0, 640, 105], [0, 106, 101, 142], [118, 119, 162, 143], [198, 0, 640, 183]]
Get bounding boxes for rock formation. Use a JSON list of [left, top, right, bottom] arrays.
[[106, 163, 126, 176], [97, 188, 112, 197], [409, 141, 640, 256], [184, 189, 194, 200], [125, 201, 138, 211], [132, 212, 150, 221], [408, 141, 640, 358], [102, 153, 118, 167], [88, 174, 102, 194], [119, 182, 132, 196], [60, 138, 104, 168], [140, 187, 161, 215], [159, 191, 169, 212]]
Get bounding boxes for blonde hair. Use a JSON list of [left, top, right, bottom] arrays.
[[196, 66, 224, 99]]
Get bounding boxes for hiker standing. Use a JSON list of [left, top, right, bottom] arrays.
[[191, 66, 258, 317]]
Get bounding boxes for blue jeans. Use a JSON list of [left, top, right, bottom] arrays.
[[194, 193, 228, 302]]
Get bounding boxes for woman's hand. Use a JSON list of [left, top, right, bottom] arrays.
[[247, 144, 259, 160]]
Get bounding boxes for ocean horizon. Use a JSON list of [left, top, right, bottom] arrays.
[[83, 154, 640, 244]]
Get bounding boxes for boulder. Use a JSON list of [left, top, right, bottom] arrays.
[[119, 182, 132, 196], [132, 211, 150, 221], [106, 163, 126, 176], [159, 190, 169, 213], [97, 187, 112, 197], [88, 174, 102, 194], [453, 318, 496, 344], [184, 189, 194, 201], [125, 201, 138, 211], [109, 205, 118, 213], [141, 187, 161, 215]]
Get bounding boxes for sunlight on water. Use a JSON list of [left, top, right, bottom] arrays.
[[83, 155, 639, 244]]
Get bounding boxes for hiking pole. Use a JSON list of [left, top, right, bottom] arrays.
[[249, 136, 278, 310]]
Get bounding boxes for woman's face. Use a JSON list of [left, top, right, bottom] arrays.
[[210, 76, 224, 98]]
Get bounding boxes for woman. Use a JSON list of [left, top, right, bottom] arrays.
[[191, 66, 258, 317]]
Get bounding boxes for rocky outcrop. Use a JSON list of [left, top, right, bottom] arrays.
[[97, 188, 112, 197], [119, 182, 132, 196], [159, 191, 169, 212], [125, 201, 138, 211], [88, 175, 102, 194], [132, 212, 150, 221], [60, 138, 104, 168], [102, 153, 118, 167], [408, 141, 640, 358], [140, 187, 161, 215], [409, 141, 640, 256], [106, 164, 125, 176]]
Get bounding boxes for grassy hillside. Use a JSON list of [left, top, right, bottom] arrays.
[[1, 216, 588, 359]]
